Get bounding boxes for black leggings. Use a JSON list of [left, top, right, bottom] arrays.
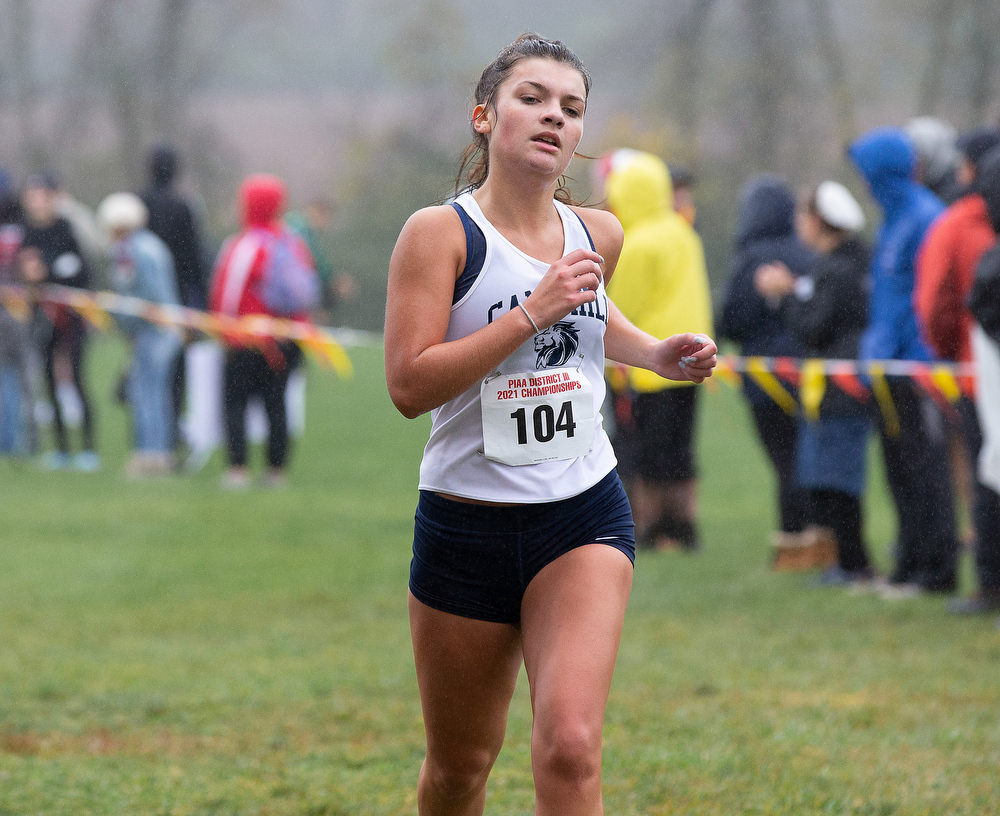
[[44, 314, 95, 454], [874, 379, 958, 589], [810, 489, 871, 573], [223, 343, 301, 469], [749, 399, 810, 533], [958, 397, 1000, 593]]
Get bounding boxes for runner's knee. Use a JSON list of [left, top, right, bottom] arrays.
[[533, 719, 602, 789], [423, 746, 497, 801]]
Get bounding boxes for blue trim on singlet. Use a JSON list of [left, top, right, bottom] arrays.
[[573, 210, 597, 251], [451, 202, 487, 304]]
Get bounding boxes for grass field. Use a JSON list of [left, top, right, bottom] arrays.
[[1, 337, 998, 815]]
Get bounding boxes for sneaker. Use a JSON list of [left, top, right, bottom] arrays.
[[260, 469, 287, 490], [125, 452, 174, 480], [183, 446, 214, 474], [39, 450, 71, 470], [845, 570, 886, 594], [220, 468, 251, 490], [73, 451, 102, 472], [878, 582, 922, 601], [946, 593, 1000, 615], [810, 566, 853, 588]]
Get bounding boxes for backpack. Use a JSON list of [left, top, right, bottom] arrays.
[[260, 231, 320, 317], [969, 243, 1000, 345]]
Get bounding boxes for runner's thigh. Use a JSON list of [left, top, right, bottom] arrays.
[[409, 592, 523, 765], [520, 544, 633, 733]]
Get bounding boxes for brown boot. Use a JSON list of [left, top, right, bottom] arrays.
[[800, 525, 839, 570], [771, 531, 814, 572]]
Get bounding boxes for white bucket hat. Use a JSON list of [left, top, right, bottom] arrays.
[[814, 181, 865, 232]]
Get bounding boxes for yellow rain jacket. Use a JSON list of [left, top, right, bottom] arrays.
[[605, 151, 714, 392]]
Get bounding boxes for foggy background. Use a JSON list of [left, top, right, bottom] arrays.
[[2, 0, 998, 330]]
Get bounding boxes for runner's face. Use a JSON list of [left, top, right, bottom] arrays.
[[475, 57, 587, 181]]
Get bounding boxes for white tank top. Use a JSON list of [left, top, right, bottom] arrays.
[[417, 192, 617, 503]]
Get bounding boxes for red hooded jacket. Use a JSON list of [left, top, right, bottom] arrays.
[[209, 174, 315, 322], [915, 193, 996, 366]]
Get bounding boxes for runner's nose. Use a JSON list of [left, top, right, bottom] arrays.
[[542, 104, 564, 127]]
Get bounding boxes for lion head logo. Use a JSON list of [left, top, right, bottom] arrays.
[[533, 321, 580, 368]]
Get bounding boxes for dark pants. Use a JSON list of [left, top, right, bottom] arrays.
[[749, 399, 810, 533], [223, 343, 300, 469], [171, 343, 186, 451], [44, 313, 95, 454], [958, 397, 1000, 593], [874, 378, 959, 590], [810, 489, 870, 573]]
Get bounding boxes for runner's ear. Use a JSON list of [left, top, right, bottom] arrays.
[[473, 104, 492, 134]]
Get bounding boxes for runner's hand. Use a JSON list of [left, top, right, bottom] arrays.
[[649, 333, 718, 383], [522, 248, 604, 331]]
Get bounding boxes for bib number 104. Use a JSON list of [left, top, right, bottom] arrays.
[[510, 401, 577, 445]]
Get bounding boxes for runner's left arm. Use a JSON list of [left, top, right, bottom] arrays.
[[576, 207, 717, 384]]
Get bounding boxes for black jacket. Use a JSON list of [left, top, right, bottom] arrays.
[[718, 175, 816, 405], [783, 237, 870, 416], [21, 217, 89, 289], [719, 176, 816, 356], [140, 183, 206, 309]]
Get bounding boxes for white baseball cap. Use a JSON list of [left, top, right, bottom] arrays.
[[97, 192, 148, 233], [814, 180, 865, 232]]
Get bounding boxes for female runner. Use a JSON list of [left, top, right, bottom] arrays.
[[384, 33, 717, 816]]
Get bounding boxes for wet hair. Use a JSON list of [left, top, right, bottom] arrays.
[[454, 33, 591, 204]]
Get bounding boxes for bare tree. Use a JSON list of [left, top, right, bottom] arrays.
[[42, 0, 280, 191], [744, 0, 785, 172], [664, 0, 718, 149], [53, 0, 131, 161], [967, 0, 998, 123], [9, 0, 47, 168], [150, 0, 197, 141], [804, 0, 857, 147], [919, 0, 959, 114]]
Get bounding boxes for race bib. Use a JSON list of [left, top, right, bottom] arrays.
[[481, 368, 595, 466]]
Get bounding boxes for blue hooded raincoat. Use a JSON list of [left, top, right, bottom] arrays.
[[848, 127, 944, 362]]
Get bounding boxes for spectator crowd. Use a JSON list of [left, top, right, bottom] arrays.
[[0, 144, 348, 487], [3, 118, 1000, 623], [599, 117, 1000, 621]]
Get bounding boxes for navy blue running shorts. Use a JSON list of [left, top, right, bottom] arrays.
[[409, 469, 635, 624]]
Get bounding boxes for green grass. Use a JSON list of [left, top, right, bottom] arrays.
[[1, 337, 998, 815]]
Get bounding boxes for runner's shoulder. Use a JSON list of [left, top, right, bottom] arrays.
[[401, 204, 466, 244], [569, 206, 623, 257], [394, 204, 466, 275]]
